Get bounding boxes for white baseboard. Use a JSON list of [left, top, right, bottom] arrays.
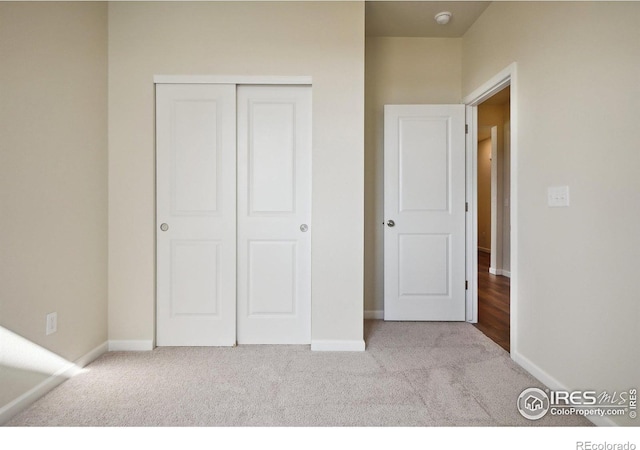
[[0, 341, 107, 426], [364, 310, 384, 320], [108, 340, 154, 351], [489, 267, 511, 278], [311, 339, 366, 352], [76, 341, 108, 367], [512, 350, 617, 427]]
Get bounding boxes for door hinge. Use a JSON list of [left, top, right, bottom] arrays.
[[465, 202, 468, 212], [465, 280, 469, 290], [465, 124, 469, 134]]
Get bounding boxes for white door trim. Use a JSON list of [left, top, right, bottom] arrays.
[[154, 75, 312, 85], [462, 64, 514, 106], [464, 104, 478, 324], [463, 63, 518, 356]]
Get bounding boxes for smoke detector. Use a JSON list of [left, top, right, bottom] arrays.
[[434, 11, 452, 25]]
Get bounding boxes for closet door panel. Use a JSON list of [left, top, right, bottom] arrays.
[[237, 85, 312, 344], [156, 84, 236, 346]]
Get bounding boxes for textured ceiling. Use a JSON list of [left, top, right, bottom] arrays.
[[366, 1, 491, 38]]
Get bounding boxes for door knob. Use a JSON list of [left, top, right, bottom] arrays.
[[300, 224, 309, 232], [160, 223, 169, 232], [387, 220, 395, 227]]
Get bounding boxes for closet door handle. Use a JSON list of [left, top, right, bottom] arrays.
[[160, 223, 169, 232]]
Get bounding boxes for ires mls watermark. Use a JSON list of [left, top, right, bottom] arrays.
[[517, 387, 637, 420]]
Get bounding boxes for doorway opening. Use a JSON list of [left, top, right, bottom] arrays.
[[473, 86, 511, 352]]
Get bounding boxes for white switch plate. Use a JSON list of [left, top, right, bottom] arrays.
[[548, 186, 570, 207], [46, 312, 57, 335]]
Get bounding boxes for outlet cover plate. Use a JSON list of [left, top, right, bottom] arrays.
[[46, 312, 57, 335], [548, 186, 570, 207]]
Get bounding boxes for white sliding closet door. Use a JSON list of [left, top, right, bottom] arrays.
[[236, 85, 312, 344], [156, 84, 236, 346], [157, 82, 311, 346]]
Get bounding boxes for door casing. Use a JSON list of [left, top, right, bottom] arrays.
[[463, 63, 517, 354]]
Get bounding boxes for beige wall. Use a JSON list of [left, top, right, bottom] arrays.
[[0, 2, 108, 410], [477, 138, 492, 252], [3, 0, 638, 427], [464, 2, 640, 425], [478, 101, 511, 273], [502, 101, 511, 273], [364, 37, 461, 314], [108, 1, 365, 344]]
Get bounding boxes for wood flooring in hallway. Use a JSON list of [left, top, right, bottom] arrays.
[[474, 251, 510, 352]]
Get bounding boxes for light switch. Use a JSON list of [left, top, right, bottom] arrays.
[[548, 186, 570, 207]]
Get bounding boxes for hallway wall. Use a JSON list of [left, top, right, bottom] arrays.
[[108, 1, 366, 346], [0, 2, 108, 414], [364, 37, 461, 315], [463, 2, 640, 425]]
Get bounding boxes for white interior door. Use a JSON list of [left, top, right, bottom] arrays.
[[384, 104, 466, 321], [156, 84, 237, 346], [236, 85, 312, 344]]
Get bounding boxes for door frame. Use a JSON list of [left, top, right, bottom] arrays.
[[154, 75, 312, 85], [463, 63, 518, 354], [153, 75, 313, 347]]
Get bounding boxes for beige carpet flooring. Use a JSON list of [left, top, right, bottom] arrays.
[[6, 320, 592, 427]]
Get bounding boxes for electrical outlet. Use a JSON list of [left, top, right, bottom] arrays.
[[547, 186, 570, 207], [46, 312, 57, 335]]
